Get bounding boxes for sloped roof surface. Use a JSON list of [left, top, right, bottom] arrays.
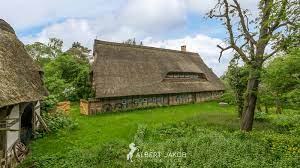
[[93, 40, 225, 98], [0, 19, 48, 108]]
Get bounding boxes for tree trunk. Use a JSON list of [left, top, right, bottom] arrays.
[[236, 93, 244, 118], [238, 105, 243, 118], [256, 100, 262, 112], [265, 103, 268, 113], [275, 98, 282, 114], [241, 69, 260, 132]]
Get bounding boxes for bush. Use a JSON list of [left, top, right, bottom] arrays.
[[220, 90, 236, 104], [270, 114, 300, 133], [255, 112, 269, 122], [42, 109, 78, 133], [41, 95, 59, 112]]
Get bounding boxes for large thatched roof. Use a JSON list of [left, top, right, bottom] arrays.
[[92, 40, 225, 98], [0, 19, 48, 108]]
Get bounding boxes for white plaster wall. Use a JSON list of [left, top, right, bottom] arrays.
[[6, 105, 20, 150]]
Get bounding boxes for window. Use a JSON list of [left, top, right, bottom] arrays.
[[164, 72, 207, 81]]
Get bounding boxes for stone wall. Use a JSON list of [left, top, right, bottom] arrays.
[[82, 91, 223, 115]]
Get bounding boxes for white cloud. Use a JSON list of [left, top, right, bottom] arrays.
[[0, 0, 124, 30], [14, 0, 259, 75], [20, 0, 190, 48], [1, 0, 260, 32], [119, 0, 186, 33], [22, 19, 96, 50], [144, 34, 233, 76], [185, 0, 259, 15]]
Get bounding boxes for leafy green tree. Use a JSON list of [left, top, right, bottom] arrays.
[[25, 38, 64, 66], [44, 53, 93, 101], [209, 0, 299, 131], [66, 42, 91, 61], [25, 42, 51, 66], [47, 38, 63, 58], [224, 56, 249, 117], [123, 38, 143, 46], [26, 38, 94, 102], [261, 48, 300, 112], [258, 84, 273, 113]]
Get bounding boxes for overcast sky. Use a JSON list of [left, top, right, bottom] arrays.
[[1, 0, 259, 76]]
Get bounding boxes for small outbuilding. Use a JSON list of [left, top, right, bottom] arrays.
[[81, 40, 225, 115], [0, 19, 48, 167]]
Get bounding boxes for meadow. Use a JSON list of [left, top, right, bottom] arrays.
[[20, 101, 300, 168]]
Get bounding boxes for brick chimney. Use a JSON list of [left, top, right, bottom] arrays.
[[181, 45, 186, 52]]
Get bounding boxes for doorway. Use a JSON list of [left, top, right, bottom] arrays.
[[20, 104, 33, 145]]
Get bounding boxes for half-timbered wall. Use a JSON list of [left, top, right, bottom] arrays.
[[6, 105, 19, 151], [0, 110, 6, 161], [83, 91, 223, 115]]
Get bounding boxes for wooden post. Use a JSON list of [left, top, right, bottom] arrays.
[[35, 112, 50, 133]]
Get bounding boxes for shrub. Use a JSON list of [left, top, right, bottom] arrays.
[[42, 109, 78, 133], [220, 90, 236, 104], [254, 112, 269, 122], [41, 95, 59, 112], [270, 114, 300, 133]]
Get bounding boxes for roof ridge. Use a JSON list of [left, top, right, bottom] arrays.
[[94, 39, 198, 55]]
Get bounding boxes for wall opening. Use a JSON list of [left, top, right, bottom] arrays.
[[164, 72, 207, 81], [20, 104, 33, 145]]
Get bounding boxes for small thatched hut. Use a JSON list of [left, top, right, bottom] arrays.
[[81, 40, 225, 115], [0, 19, 47, 167]]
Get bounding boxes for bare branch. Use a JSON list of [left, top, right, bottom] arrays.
[[263, 48, 281, 61], [272, 20, 296, 31], [270, 0, 288, 32], [217, 45, 232, 62], [223, 0, 251, 64], [232, 0, 257, 45], [257, 0, 274, 56]]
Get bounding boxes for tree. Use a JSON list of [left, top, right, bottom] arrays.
[[261, 48, 300, 112], [224, 56, 249, 117], [44, 53, 93, 101], [208, 0, 299, 131], [66, 42, 91, 61], [25, 38, 64, 66], [25, 42, 49, 62], [123, 38, 143, 46], [47, 38, 63, 58]]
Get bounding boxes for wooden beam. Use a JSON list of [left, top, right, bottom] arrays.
[[0, 128, 19, 131], [35, 112, 50, 133]]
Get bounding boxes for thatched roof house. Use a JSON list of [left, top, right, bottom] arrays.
[[0, 19, 47, 166], [0, 19, 47, 108], [92, 40, 225, 98], [82, 40, 225, 114]]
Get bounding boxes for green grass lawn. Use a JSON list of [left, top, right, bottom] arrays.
[[22, 101, 300, 168], [31, 101, 237, 155]]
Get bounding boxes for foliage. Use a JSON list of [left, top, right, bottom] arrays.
[[65, 42, 91, 61], [133, 125, 147, 145], [123, 38, 143, 46], [44, 53, 93, 101], [222, 56, 249, 116], [261, 48, 300, 110], [208, 0, 300, 131], [26, 39, 94, 102], [47, 38, 63, 58], [25, 42, 51, 66], [40, 95, 59, 112], [19, 102, 300, 167], [220, 89, 236, 105], [42, 109, 78, 133]]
